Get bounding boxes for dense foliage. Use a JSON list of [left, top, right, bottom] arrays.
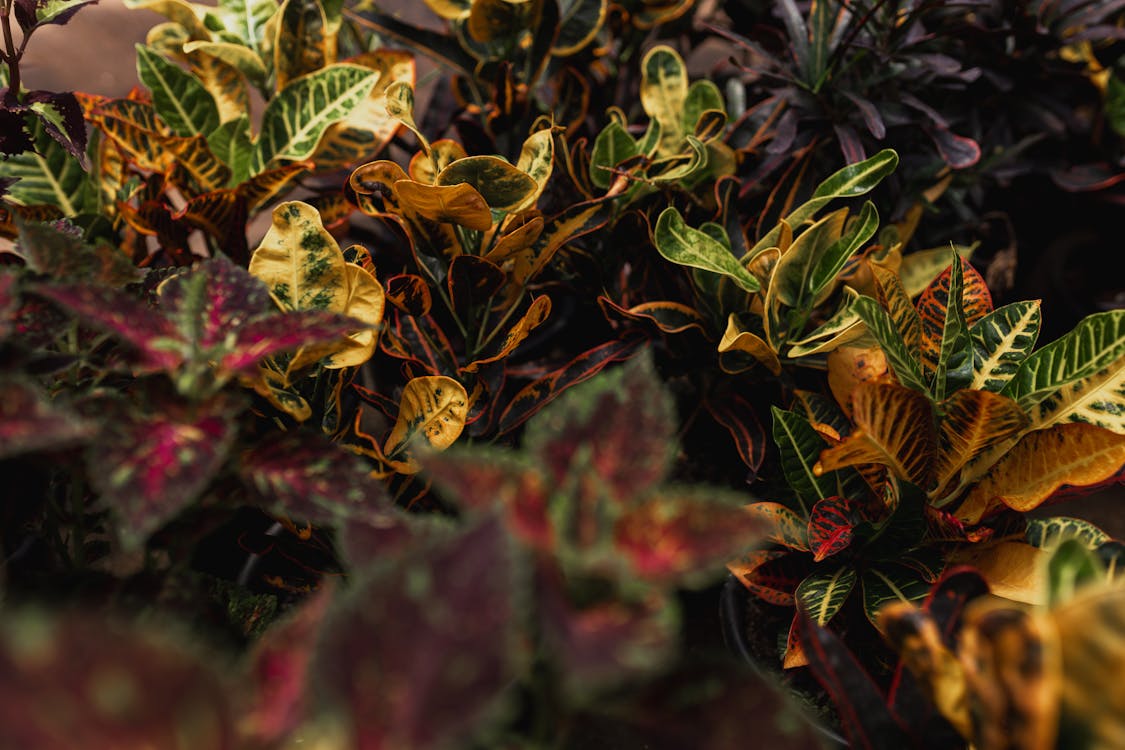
[[2, 0, 1124, 747]]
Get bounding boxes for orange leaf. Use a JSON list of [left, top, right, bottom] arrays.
[[956, 423, 1125, 523], [744, 502, 809, 551], [948, 541, 1047, 604], [934, 390, 1029, 494], [826, 343, 891, 417]]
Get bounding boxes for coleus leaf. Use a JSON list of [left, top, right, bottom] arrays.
[[315, 516, 519, 750], [0, 377, 95, 459], [0, 610, 237, 749], [86, 393, 239, 547], [26, 90, 89, 167], [13, 0, 98, 30], [15, 217, 141, 286]]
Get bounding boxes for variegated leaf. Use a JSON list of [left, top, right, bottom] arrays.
[[1026, 516, 1110, 549], [796, 565, 857, 626], [215, 0, 276, 46], [253, 64, 378, 172], [384, 376, 469, 471], [273, 0, 334, 90], [249, 201, 348, 311], [135, 44, 220, 138], [957, 423, 1125, 522], [934, 389, 1029, 494], [870, 261, 921, 349], [718, 314, 781, 375], [815, 381, 936, 487], [745, 502, 809, 551], [3, 118, 92, 214], [807, 497, 861, 562], [916, 256, 992, 376], [654, 208, 760, 293], [639, 45, 689, 156], [970, 300, 1041, 392], [851, 295, 930, 395], [435, 155, 538, 212], [771, 407, 835, 515], [860, 566, 931, 628]]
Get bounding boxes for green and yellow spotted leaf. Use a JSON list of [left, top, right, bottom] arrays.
[[250, 201, 348, 312], [273, 0, 335, 90], [435, 156, 538, 212], [861, 566, 930, 627], [970, 300, 1041, 392], [639, 45, 689, 156], [253, 64, 378, 172], [745, 501, 810, 551], [384, 376, 469, 472], [797, 565, 857, 626]]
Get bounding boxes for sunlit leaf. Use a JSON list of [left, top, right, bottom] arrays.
[[249, 201, 348, 312], [384, 376, 469, 471]]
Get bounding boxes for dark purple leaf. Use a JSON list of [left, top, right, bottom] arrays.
[[239, 431, 391, 525], [0, 109, 34, 156], [14, 0, 98, 30], [35, 282, 183, 372], [524, 351, 673, 500], [924, 126, 981, 169], [613, 488, 764, 588], [704, 393, 766, 476], [87, 395, 237, 547], [497, 334, 644, 434], [537, 566, 678, 694], [0, 378, 95, 458], [26, 91, 88, 167], [243, 585, 334, 745], [797, 614, 912, 750], [834, 123, 866, 164], [766, 108, 798, 154], [899, 93, 949, 128], [842, 91, 886, 139], [316, 516, 519, 750], [0, 610, 236, 750], [1050, 163, 1125, 192]]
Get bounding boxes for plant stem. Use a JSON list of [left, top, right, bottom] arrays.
[[1, 0, 21, 95]]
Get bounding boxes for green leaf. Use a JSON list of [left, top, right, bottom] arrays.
[[554, 0, 606, 55], [206, 115, 253, 184], [1026, 517, 1110, 550], [29, 0, 98, 26], [933, 253, 973, 400], [640, 45, 689, 156], [808, 201, 879, 302], [797, 565, 857, 626], [860, 565, 931, 627], [969, 300, 1041, 392], [771, 407, 835, 516], [784, 149, 898, 231], [787, 287, 864, 357], [135, 44, 221, 137], [654, 208, 760, 293], [682, 79, 725, 132], [3, 118, 93, 215], [1002, 310, 1125, 416], [1047, 538, 1106, 606], [1108, 70, 1125, 138], [215, 0, 277, 46], [852, 295, 930, 395], [253, 63, 378, 172], [589, 120, 638, 189], [435, 156, 538, 211]]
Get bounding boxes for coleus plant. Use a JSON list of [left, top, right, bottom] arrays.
[[729, 242, 1125, 668]]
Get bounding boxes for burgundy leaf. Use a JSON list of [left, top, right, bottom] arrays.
[[808, 497, 862, 562], [34, 282, 182, 372], [384, 273, 433, 316], [316, 516, 519, 750], [0, 610, 236, 749], [222, 310, 360, 373], [0, 109, 34, 156], [614, 489, 764, 588], [16, 219, 141, 285], [14, 0, 98, 30], [239, 431, 390, 525], [537, 565, 678, 693], [243, 585, 334, 745], [0, 378, 95, 459], [1050, 163, 1125, 192], [424, 448, 554, 550], [797, 614, 912, 750], [87, 396, 237, 547], [834, 123, 867, 164], [447, 255, 505, 322], [26, 91, 89, 166], [338, 511, 423, 570], [842, 91, 886, 139], [524, 351, 673, 501], [924, 125, 981, 169], [157, 255, 275, 350], [704, 393, 766, 476]]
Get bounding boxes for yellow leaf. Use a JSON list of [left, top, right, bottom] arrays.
[[384, 376, 469, 473], [949, 541, 1048, 604], [250, 201, 348, 311], [319, 262, 386, 370], [392, 179, 493, 231], [718, 314, 781, 375], [409, 138, 467, 184], [463, 295, 551, 372], [744, 502, 809, 551], [957, 423, 1125, 522], [934, 390, 1029, 495], [815, 382, 936, 487], [826, 342, 891, 418]]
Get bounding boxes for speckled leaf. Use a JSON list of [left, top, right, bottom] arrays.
[[640, 45, 688, 155], [321, 262, 385, 369], [525, 353, 674, 500], [136, 44, 220, 137], [384, 376, 469, 470], [778, 149, 898, 236], [957, 423, 1125, 522], [435, 156, 538, 212], [590, 120, 639, 189], [240, 431, 388, 524], [808, 497, 861, 562], [316, 516, 518, 750], [183, 40, 267, 85], [0, 611, 237, 750], [253, 64, 378, 172], [249, 201, 348, 311], [815, 382, 936, 487], [655, 208, 760, 293], [1025, 346, 1125, 436], [384, 273, 432, 316], [393, 180, 493, 231], [970, 300, 1041, 392], [745, 501, 810, 551], [89, 398, 237, 546], [463, 295, 551, 372], [0, 378, 95, 459], [772, 407, 835, 515], [273, 0, 333, 89], [1026, 516, 1110, 550], [796, 565, 857, 625], [15, 220, 141, 285], [934, 389, 1028, 494]]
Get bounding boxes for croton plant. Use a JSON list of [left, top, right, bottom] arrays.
[[2, 0, 1124, 746]]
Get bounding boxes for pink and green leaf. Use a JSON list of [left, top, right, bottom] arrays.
[[0, 378, 95, 459]]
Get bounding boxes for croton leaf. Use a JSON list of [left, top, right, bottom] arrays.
[[435, 155, 538, 212], [0, 610, 236, 749], [969, 300, 1041, 392], [135, 44, 221, 138], [1025, 516, 1109, 550], [771, 407, 835, 515], [0, 378, 95, 459], [87, 395, 238, 547], [249, 201, 348, 310], [393, 180, 493, 231], [851, 295, 930, 395], [383, 376, 469, 471], [496, 335, 644, 434], [816, 382, 936, 488], [315, 516, 519, 750], [956, 423, 1125, 523], [934, 389, 1029, 494], [861, 565, 932, 628], [253, 64, 379, 172], [3, 117, 92, 215], [524, 352, 673, 500], [704, 392, 766, 474], [782, 149, 899, 232], [745, 501, 810, 551], [463, 295, 551, 373], [614, 488, 764, 588], [654, 208, 760, 293], [590, 120, 639, 189], [915, 256, 992, 380], [796, 565, 858, 626], [639, 45, 689, 155], [808, 496, 861, 562]]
